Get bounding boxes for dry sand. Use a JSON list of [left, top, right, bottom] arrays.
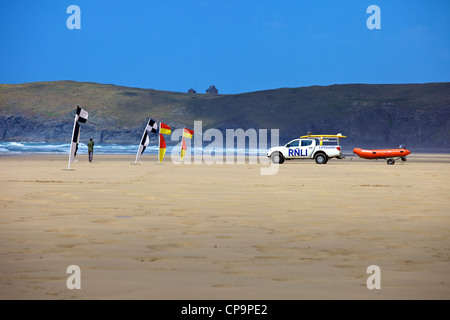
[[0, 153, 449, 300]]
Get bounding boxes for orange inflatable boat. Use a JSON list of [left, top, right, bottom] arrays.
[[353, 145, 411, 165]]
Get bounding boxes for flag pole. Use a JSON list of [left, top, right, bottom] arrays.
[[158, 122, 161, 164], [67, 111, 77, 170], [180, 128, 185, 163]]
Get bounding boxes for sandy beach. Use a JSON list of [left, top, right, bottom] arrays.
[[0, 153, 449, 300]]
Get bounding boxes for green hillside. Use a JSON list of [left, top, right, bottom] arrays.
[[1, 81, 449, 126], [1, 81, 449, 148]]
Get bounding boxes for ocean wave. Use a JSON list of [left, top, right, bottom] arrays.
[[8, 142, 25, 147], [0, 142, 169, 155], [0, 142, 269, 155]]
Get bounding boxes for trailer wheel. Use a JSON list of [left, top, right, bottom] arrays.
[[387, 158, 395, 165], [315, 153, 328, 164]]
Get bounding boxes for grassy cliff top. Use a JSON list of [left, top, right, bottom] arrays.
[[1, 81, 449, 129]]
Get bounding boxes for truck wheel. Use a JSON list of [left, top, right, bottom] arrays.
[[315, 153, 328, 164], [387, 158, 395, 165], [270, 152, 285, 164]]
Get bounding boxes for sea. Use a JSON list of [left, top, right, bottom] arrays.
[[0, 141, 265, 156]]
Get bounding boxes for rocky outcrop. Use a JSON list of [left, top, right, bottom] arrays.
[[0, 113, 146, 144], [283, 104, 450, 149], [1, 104, 448, 150]]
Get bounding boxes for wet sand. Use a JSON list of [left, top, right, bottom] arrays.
[[0, 153, 449, 299]]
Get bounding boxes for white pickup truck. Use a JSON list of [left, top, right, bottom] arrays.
[[267, 134, 346, 164]]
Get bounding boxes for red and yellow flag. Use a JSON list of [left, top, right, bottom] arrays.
[[180, 137, 187, 162], [183, 128, 194, 139], [159, 133, 166, 163], [160, 122, 171, 135]]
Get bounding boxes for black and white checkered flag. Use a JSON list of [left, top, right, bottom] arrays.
[[68, 105, 89, 169], [76, 105, 88, 123], [135, 118, 158, 163], [139, 131, 150, 155], [146, 119, 158, 133]]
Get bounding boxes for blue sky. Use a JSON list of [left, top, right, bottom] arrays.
[[1, 0, 449, 94]]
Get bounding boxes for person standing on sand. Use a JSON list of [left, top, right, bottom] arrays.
[[87, 138, 94, 162]]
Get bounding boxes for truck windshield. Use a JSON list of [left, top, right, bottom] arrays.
[[287, 140, 300, 147]]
